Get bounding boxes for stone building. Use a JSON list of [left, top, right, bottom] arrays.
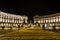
[[0, 11, 28, 28], [34, 13, 60, 29]]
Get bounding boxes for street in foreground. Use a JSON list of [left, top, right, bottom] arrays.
[[0, 27, 60, 40]]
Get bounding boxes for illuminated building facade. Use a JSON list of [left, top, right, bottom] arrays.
[[34, 13, 60, 29], [0, 11, 28, 28]]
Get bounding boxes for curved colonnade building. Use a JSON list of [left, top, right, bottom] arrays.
[[34, 13, 60, 29], [0, 11, 28, 28]]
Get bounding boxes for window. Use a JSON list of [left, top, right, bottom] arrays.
[[8, 20, 9, 22], [51, 17, 54, 22], [50, 24, 52, 26], [6, 24, 9, 26], [48, 18, 51, 23], [38, 20, 40, 23], [43, 18, 45, 23], [16, 21, 18, 23], [9, 24, 11, 26], [0, 18, 2, 22], [46, 18, 48, 23], [46, 20, 48, 23], [34, 21, 36, 23], [52, 23, 54, 26], [44, 20, 45, 23], [15, 24, 18, 26], [20, 21, 23, 23], [19, 21, 21, 23], [56, 17, 58, 22], [53, 17, 56, 22], [1, 23, 3, 26], [3, 19, 5, 22], [11, 20, 14, 23], [59, 16, 60, 22], [40, 19, 43, 23], [4, 23, 5, 26], [45, 24, 47, 27], [15, 21, 17, 23], [5, 19, 7, 22], [25, 21, 27, 23]]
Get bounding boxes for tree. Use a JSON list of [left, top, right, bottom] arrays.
[[52, 26, 55, 30], [18, 25, 20, 30], [42, 25, 45, 30], [23, 19, 25, 24], [2, 26, 5, 30], [38, 23, 40, 27]]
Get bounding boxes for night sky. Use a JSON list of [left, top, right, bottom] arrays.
[[0, 0, 60, 21]]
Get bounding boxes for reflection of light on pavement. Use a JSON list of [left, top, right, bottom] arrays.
[[4, 28, 18, 30]]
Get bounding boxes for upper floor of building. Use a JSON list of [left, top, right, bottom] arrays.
[[0, 11, 28, 23], [33, 13, 60, 23]]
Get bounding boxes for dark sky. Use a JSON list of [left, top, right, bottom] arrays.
[[0, 0, 60, 21]]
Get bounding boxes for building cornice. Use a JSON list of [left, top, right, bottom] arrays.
[[34, 13, 60, 18]]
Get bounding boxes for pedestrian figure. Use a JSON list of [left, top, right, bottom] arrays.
[[53, 26, 55, 30], [18, 25, 20, 30], [42, 25, 45, 30]]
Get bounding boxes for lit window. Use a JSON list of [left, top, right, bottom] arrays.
[[52, 23, 54, 26], [16, 21, 18, 23], [8, 20, 9, 22], [53, 17, 56, 22], [5, 19, 7, 22], [11, 20, 14, 23], [51, 18, 53, 22], [50, 24, 52, 26], [34, 21, 36, 23], [19, 21, 20, 23], [3, 19, 5, 22], [59, 16, 60, 22], [25, 21, 27, 23], [41, 19, 43, 23], [48, 18, 50, 22], [15, 24, 18, 26], [9, 24, 11, 26], [56, 17, 58, 22], [0, 18, 2, 22], [54, 18, 55, 22], [45, 24, 47, 27], [15, 21, 17, 23], [20, 21, 23, 23], [45, 18, 48, 23], [38, 21, 40, 23], [46, 20, 48, 23], [48, 27, 53, 29], [1, 23, 3, 26], [43, 20, 45, 23], [3, 23, 5, 26]]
